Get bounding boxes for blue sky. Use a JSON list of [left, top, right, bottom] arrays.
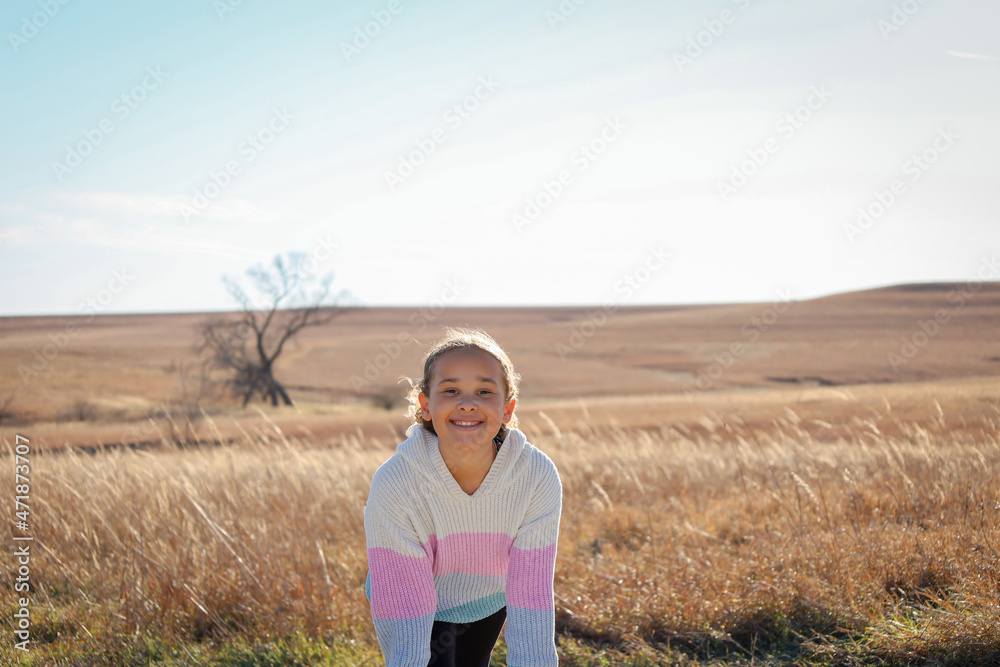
[[1, 0, 998, 315]]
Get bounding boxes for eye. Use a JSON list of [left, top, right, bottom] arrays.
[[478, 389, 494, 395], [442, 388, 458, 394]]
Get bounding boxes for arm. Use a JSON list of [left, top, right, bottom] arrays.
[[505, 454, 562, 667], [365, 474, 436, 667]]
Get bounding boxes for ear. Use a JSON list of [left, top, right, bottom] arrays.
[[501, 397, 516, 423], [418, 393, 430, 420]]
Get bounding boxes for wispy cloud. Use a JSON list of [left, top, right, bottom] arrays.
[[136, 234, 265, 261], [1, 216, 264, 261], [0, 192, 269, 261], [56, 191, 277, 223], [946, 50, 998, 61]]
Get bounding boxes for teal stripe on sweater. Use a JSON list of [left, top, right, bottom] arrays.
[[435, 591, 506, 623]]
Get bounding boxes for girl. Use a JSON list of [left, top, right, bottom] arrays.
[[364, 328, 562, 666]]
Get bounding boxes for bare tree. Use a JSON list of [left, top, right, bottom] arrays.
[[197, 252, 341, 407], [0, 391, 17, 425]]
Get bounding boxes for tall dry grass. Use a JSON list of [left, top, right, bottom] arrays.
[[2, 402, 999, 665], [546, 407, 1000, 664]]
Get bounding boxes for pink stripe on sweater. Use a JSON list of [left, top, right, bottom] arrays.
[[367, 547, 437, 619], [507, 544, 557, 610], [424, 533, 514, 576]]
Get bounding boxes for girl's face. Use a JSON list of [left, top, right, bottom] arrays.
[[418, 347, 515, 454]]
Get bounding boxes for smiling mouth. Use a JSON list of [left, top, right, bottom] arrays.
[[451, 420, 482, 428]]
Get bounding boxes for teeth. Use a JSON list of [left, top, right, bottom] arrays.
[[453, 421, 478, 426]]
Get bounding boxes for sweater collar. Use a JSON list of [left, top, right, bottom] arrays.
[[398, 424, 526, 499]]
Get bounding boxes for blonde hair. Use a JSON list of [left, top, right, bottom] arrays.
[[405, 328, 520, 436]]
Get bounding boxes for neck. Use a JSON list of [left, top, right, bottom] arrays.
[[438, 439, 496, 495]]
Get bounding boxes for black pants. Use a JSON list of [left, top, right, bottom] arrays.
[[427, 606, 506, 667]]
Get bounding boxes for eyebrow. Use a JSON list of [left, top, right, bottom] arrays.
[[436, 377, 499, 386]]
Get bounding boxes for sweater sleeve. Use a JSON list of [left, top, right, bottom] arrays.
[[505, 453, 562, 667], [364, 468, 436, 667]]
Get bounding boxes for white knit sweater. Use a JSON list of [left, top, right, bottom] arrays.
[[364, 424, 562, 666]]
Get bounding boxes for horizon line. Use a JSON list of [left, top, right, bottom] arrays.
[[2, 279, 997, 320]]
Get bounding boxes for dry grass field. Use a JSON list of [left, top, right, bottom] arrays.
[[1, 282, 999, 665]]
